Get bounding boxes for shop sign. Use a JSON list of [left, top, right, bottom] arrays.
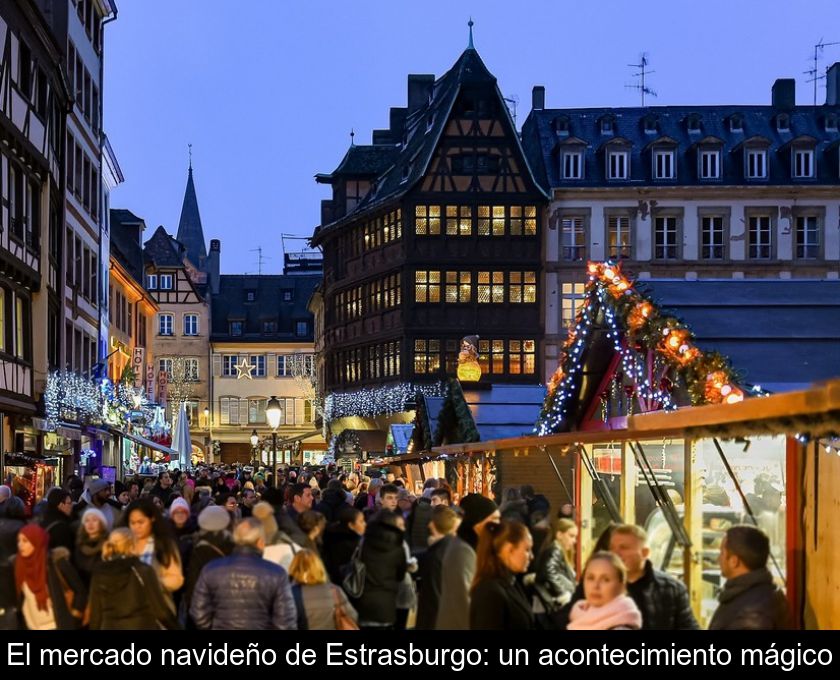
[[132, 348, 145, 387], [146, 364, 155, 401], [158, 370, 168, 406]]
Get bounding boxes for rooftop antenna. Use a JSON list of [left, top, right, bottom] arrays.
[[805, 38, 840, 106], [626, 53, 657, 106], [503, 94, 519, 125], [249, 247, 269, 275]]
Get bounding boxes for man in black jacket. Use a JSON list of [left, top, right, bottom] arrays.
[[609, 524, 699, 630], [415, 505, 459, 629], [709, 525, 789, 630]]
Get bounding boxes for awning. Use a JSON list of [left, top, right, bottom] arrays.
[[116, 429, 178, 457]]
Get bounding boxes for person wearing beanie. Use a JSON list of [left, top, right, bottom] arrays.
[[181, 506, 235, 626], [73, 478, 121, 531], [73, 507, 109, 587], [435, 493, 500, 630]]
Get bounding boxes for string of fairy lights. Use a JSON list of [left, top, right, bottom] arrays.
[[324, 382, 445, 423], [536, 260, 755, 437]]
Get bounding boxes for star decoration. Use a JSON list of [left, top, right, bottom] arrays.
[[236, 358, 254, 380]]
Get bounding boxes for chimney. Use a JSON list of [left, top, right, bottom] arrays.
[[407, 74, 435, 114], [772, 78, 795, 109], [532, 86, 545, 110], [826, 62, 840, 106], [207, 239, 221, 295]]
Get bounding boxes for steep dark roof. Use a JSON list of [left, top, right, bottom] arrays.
[[643, 279, 840, 392], [176, 168, 207, 270], [110, 209, 146, 285], [143, 225, 184, 268], [211, 274, 321, 341], [312, 47, 548, 244], [522, 105, 840, 189], [324, 144, 400, 178]]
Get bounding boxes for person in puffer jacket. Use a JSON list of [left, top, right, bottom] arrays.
[[190, 518, 297, 630]]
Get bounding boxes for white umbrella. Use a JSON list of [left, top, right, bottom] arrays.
[[172, 402, 192, 471]]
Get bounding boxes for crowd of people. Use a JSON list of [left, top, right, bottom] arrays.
[[0, 467, 790, 630]]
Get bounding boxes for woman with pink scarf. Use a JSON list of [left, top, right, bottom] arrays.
[[567, 551, 642, 630]]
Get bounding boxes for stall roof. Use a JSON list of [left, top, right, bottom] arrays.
[[433, 378, 840, 454], [462, 385, 545, 441], [643, 279, 840, 392]]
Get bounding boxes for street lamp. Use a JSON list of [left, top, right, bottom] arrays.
[[250, 429, 259, 466], [266, 396, 283, 487]]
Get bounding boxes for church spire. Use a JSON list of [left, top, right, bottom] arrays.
[[176, 160, 207, 270]]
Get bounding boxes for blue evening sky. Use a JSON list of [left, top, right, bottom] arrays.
[[104, 0, 840, 273]]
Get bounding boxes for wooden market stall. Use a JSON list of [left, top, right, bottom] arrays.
[[434, 378, 840, 629]]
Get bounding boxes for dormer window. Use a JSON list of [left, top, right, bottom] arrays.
[[730, 114, 744, 133], [776, 113, 790, 132], [607, 148, 629, 180], [283, 290, 293, 302], [600, 117, 614, 135], [825, 113, 838, 131], [793, 147, 815, 178], [562, 149, 584, 180], [699, 148, 721, 179], [554, 117, 570, 136], [643, 116, 658, 134], [745, 147, 768, 179], [653, 148, 675, 179], [686, 115, 702, 133]]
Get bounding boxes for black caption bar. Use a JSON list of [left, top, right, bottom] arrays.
[[3, 632, 839, 674]]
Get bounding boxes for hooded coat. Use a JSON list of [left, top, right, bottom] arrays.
[[355, 520, 407, 626]]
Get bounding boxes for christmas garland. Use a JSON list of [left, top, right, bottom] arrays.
[[536, 261, 747, 436]]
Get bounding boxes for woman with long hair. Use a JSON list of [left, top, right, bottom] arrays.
[[123, 498, 183, 593], [14, 524, 86, 630], [288, 549, 357, 630], [566, 551, 642, 630], [73, 508, 109, 588], [88, 529, 179, 630], [469, 519, 534, 630], [534, 518, 578, 606]]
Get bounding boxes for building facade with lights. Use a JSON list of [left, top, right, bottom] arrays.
[[0, 0, 70, 467], [209, 270, 324, 465], [522, 73, 840, 387], [142, 166, 216, 459], [312, 42, 549, 444], [108, 209, 157, 387]]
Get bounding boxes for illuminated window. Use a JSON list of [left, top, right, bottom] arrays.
[[509, 339, 536, 375], [415, 271, 441, 303], [415, 205, 441, 235], [509, 206, 537, 236], [414, 339, 440, 374], [477, 272, 505, 303], [492, 206, 506, 235], [561, 283, 587, 328], [445, 272, 471, 303], [477, 206, 490, 235], [509, 272, 537, 303], [446, 205, 472, 236], [561, 216, 586, 261], [608, 215, 632, 259]]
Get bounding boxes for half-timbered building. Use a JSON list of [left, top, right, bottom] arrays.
[[0, 0, 69, 458], [312, 38, 549, 436]]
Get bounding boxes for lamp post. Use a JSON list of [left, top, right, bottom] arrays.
[[250, 429, 259, 466], [203, 406, 212, 464], [265, 396, 283, 487]]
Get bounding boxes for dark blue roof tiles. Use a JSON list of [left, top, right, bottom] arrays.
[[176, 168, 207, 270], [522, 105, 840, 190]]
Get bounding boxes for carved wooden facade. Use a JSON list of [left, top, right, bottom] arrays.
[[313, 48, 549, 393]]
